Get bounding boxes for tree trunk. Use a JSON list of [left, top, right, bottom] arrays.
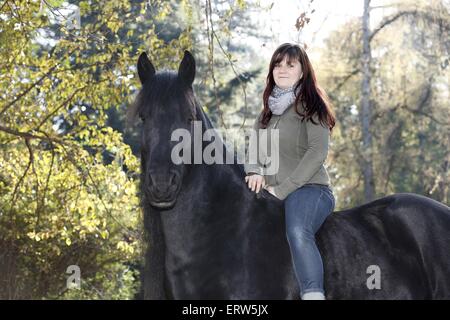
[[361, 0, 376, 202]]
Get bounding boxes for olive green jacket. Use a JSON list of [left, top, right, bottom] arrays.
[[244, 102, 332, 200]]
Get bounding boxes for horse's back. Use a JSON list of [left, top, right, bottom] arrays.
[[318, 192, 450, 299]]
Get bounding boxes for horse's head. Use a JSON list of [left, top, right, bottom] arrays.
[[131, 51, 199, 209]]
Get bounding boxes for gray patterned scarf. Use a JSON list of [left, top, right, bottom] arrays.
[[268, 84, 301, 115]]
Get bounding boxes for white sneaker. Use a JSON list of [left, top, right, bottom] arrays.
[[301, 292, 326, 300]]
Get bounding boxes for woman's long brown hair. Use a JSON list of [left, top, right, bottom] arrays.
[[260, 43, 336, 133]]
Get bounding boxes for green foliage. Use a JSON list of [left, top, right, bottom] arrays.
[[0, 0, 194, 299]]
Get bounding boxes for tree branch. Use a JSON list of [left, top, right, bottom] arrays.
[[0, 64, 58, 118], [401, 104, 449, 126], [205, 0, 228, 130], [330, 68, 361, 95], [34, 86, 86, 131], [0, 0, 9, 12], [35, 132, 56, 230], [0, 125, 66, 145], [8, 141, 33, 226], [211, 29, 249, 130], [369, 10, 418, 42]]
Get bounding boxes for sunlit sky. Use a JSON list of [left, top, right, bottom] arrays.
[[248, 0, 396, 60]]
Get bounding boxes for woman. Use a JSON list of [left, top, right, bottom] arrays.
[[244, 43, 336, 300]]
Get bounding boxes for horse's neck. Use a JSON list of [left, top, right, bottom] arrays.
[[183, 158, 241, 188], [179, 110, 246, 204]]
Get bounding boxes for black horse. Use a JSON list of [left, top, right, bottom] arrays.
[[131, 50, 450, 300]]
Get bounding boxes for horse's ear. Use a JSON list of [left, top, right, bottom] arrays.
[[137, 52, 155, 85], [178, 50, 196, 87]]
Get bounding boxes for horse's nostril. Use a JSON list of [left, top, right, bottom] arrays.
[[147, 173, 156, 187], [148, 184, 173, 201], [152, 184, 167, 194], [169, 170, 179, 184], [146, 170, 180, 201]]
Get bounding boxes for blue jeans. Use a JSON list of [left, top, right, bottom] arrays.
[[284, 183, 336, 297]]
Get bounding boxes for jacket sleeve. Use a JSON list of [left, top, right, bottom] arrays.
[[244, 115, 266, 176], [273, 114, 330, 200]]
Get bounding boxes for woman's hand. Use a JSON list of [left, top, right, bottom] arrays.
[[244, 174, 265, 194], [263, 185, 278, 198]]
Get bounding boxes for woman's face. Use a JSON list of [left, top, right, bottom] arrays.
[[272, 56, 303, 89]]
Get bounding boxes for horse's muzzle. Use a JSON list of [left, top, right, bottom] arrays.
[[145, 169, 181, 209]]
